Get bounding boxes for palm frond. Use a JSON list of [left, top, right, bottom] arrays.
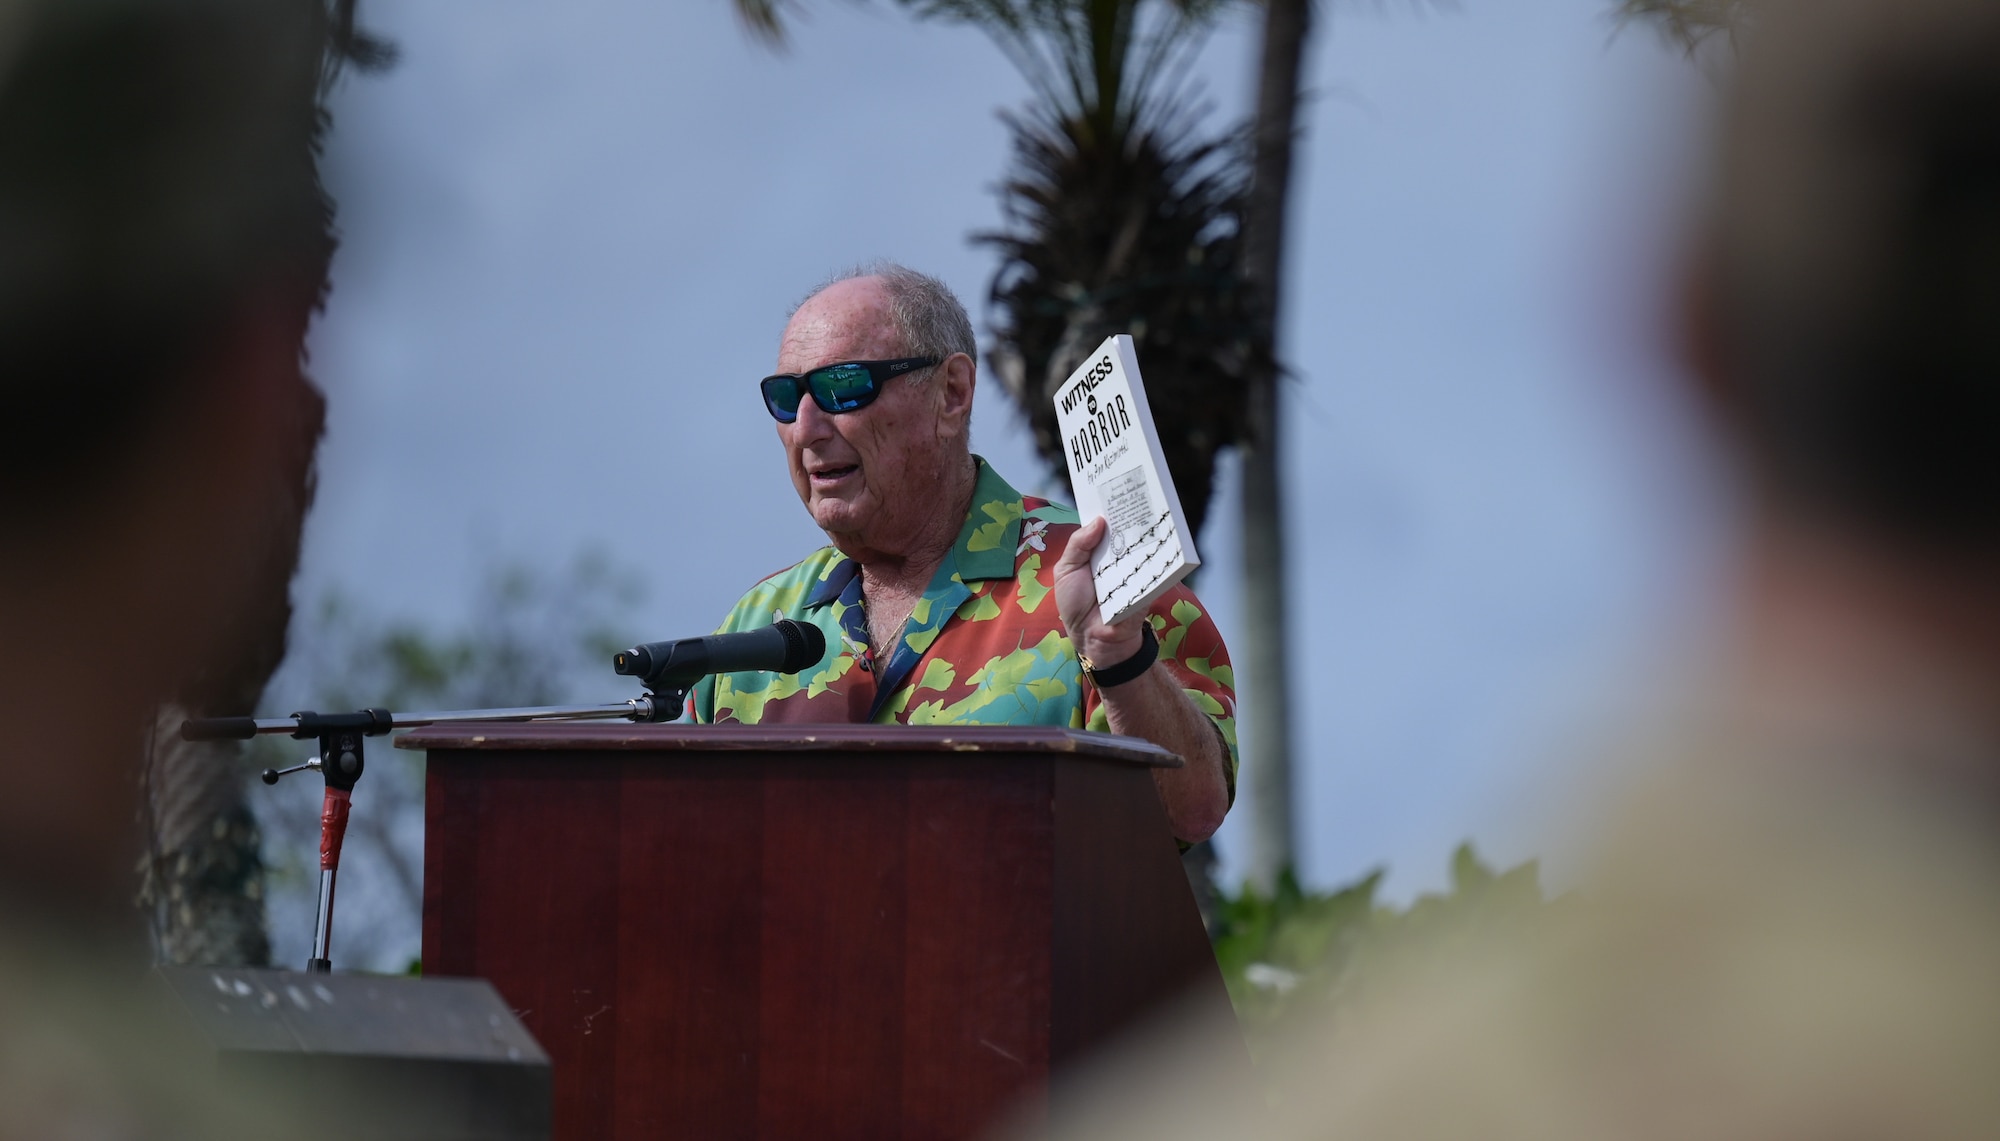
[[897, 0, 1216, 128], [894, 0, 1257, 540], [976, 97, 1266, 540], [326, 0, 396, 76], [1616, 0, 1752, 55], [732, 0, 796, 46]]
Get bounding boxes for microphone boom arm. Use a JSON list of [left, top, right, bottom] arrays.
[[181, 695, 681, 743], [182, 689, 686, 974], [183, 620, 819, 971]]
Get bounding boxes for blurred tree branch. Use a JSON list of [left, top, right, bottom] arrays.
[[254, 552, 645, 971], [1618, 0, 1752, 54]]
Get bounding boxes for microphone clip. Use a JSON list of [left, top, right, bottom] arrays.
[[631, 685, 688, 723]]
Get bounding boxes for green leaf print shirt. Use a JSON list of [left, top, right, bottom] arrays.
[[690, 458, 1238, 795]]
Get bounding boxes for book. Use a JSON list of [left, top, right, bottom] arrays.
[[1052, 334, 1201, 627]]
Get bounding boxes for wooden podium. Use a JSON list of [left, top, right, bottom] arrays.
[[405, 723, 1237, 1140]]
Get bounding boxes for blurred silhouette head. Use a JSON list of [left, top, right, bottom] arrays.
[[0, 0, 353, 898], [0, 0, 334, 495], [0, 0, 345, 685], [1694, 0, 2000, 552]]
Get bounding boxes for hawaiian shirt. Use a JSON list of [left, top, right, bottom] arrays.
[[690, 458, 1238, 796]]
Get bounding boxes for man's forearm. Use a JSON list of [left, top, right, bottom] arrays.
[[1050, 516, 1231, 841], [1100, 668, 1231, 842]]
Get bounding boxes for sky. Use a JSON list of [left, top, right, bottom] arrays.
[[270, 0, 1726, 966]]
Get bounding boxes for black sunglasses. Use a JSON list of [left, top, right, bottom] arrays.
[[759, 357, 939, 423]]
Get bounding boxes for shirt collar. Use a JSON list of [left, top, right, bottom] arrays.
[[805, 555, 860, 610], [951, 456, 1028, 583], [804, 455, 1025, 609]]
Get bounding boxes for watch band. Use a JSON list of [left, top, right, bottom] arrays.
[[1080, 623, 1158, 689]]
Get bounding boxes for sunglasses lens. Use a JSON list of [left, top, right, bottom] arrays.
[[760, 376, 802, 422], [811, 363, 878, 412]]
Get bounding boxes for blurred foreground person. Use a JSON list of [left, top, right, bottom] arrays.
[[0, 0, 351, 1133], [1018, 0, 2000, 1136]]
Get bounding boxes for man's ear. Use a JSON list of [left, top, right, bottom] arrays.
[[935, 351, 976, 431]]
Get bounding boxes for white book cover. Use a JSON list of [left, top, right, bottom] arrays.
[[1053, 334, 1200, 627]]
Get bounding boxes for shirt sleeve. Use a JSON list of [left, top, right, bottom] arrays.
[[1082, 584, 1239, 808]]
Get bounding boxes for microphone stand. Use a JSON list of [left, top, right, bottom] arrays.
[[183, 690, 687, 973]]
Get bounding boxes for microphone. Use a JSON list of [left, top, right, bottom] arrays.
[[612, 619, 826, 689]]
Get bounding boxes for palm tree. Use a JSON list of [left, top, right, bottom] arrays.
[[1236, 0, 1308, 891], [1232, 0, 1721, 894], [977, 23, 1263, 549], [899, 1, 1263, 548]]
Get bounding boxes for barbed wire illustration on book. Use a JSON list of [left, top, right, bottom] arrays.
[[1099, 509, 1178, 612]]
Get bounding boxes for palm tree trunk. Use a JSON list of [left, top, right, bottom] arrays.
[[140, 707, 271, 966], [1239, 0, 1311, 890]]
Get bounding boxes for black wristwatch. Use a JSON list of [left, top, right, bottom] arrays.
[[1079, 623, 1158, 689]]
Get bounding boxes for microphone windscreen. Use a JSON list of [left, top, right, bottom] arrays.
[[775, 619, 827, 673]]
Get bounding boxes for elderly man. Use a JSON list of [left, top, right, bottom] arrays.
[[691, 265, 1234, 843]]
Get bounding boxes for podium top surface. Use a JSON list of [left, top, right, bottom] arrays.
[[397, 721, 1181, 767]]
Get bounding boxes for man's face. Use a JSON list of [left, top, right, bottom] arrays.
[[773, 277, 965, 559]]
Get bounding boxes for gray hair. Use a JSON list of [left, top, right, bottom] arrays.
[[798, 261, 978, 374]]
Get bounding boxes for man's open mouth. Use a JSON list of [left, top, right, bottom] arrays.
[[810, 464, 859, 481]]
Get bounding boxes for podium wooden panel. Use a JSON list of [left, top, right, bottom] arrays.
[[404, 723, 1236, 1141]]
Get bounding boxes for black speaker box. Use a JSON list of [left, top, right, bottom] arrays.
[[155, 966, 550, 1141]]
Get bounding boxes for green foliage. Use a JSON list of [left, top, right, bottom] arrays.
[[1211, 844, 1560, 1059], [280, 549, 644, 712], [1211, 865, 1380, 1029]]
